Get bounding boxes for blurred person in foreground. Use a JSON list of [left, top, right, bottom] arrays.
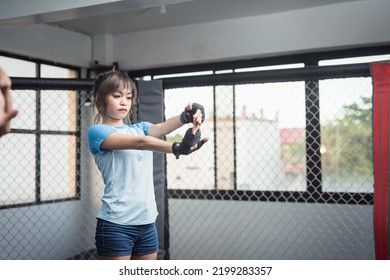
[[0, 67, 18, 137]]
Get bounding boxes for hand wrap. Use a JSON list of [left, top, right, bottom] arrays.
[[180, 103, 205, 124], [172, 128, 206, 159]]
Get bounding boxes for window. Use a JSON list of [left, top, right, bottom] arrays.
[[164, 82, 306, 192], [319, 54, 390, 66], [317, 55, 388, 194], [0, 55, 80, 208], [165, 86, 214, 189], [319, 78, 373, 193], [235, 82, 306, 191]]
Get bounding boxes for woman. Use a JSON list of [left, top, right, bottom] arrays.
[[88, 70, 207, 260]]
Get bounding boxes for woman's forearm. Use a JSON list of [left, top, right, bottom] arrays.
[[148, 115, 183, 138], [101, 133, 174, 154]]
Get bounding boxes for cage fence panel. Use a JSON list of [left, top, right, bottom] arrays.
[[0, 87, 102, 260], [165, 76, 374, 259]]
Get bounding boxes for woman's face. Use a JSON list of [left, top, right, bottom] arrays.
[[103, 87, 133, 123]]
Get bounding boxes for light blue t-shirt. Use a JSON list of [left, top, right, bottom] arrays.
[[87, 122, 158, 225]]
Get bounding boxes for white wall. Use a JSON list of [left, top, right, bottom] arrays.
[[0, 24, 91, 67], [115, 0, 390, 70]]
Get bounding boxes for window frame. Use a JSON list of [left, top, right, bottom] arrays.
[[0, 51, 82, 209]]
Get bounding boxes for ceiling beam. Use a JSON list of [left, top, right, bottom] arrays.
[[0, 0, 197, 28]]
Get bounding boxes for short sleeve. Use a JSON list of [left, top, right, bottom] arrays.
[[136, 121, 152, 135], [87, 124, 115, 154]]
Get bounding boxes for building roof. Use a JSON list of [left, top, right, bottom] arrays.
[[280, 128, 305, 145]]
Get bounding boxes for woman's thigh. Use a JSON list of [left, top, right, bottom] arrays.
[[95, 219, 158, 259]]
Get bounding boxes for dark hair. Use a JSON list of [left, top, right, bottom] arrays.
[[92, 70, 137, 124]]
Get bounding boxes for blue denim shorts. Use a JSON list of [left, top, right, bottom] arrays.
[[95, 218, 159, 257]]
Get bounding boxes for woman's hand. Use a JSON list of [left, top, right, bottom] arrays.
[[180, 102, 205, 124], [172, 127, 208, 159]]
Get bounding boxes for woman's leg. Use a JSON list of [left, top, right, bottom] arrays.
[[95, 219, 158, 260], [95, 219, 134, 260], [97, 252, 157, 260], [131, 223, 159, 260], [98, 255, 131, 260], [131, 252, 158, 260]]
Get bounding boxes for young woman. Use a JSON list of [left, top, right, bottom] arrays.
[[88, 70, 207, 260]]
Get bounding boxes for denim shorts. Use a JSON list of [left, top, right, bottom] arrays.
[[95, 218, 159, 257]]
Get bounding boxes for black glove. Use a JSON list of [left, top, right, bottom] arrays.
[[172, 128, 206, 159], [180, 103, 205, 124]]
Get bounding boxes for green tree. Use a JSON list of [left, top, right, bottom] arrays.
[[321, 96, 372, 179]]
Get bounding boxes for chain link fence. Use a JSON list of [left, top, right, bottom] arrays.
[[0, 65, 375, 259], [0, 84, 101, 259], [165, 74, 374, 259]]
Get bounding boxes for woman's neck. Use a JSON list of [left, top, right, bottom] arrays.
[[102, 117, 124, 127]]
